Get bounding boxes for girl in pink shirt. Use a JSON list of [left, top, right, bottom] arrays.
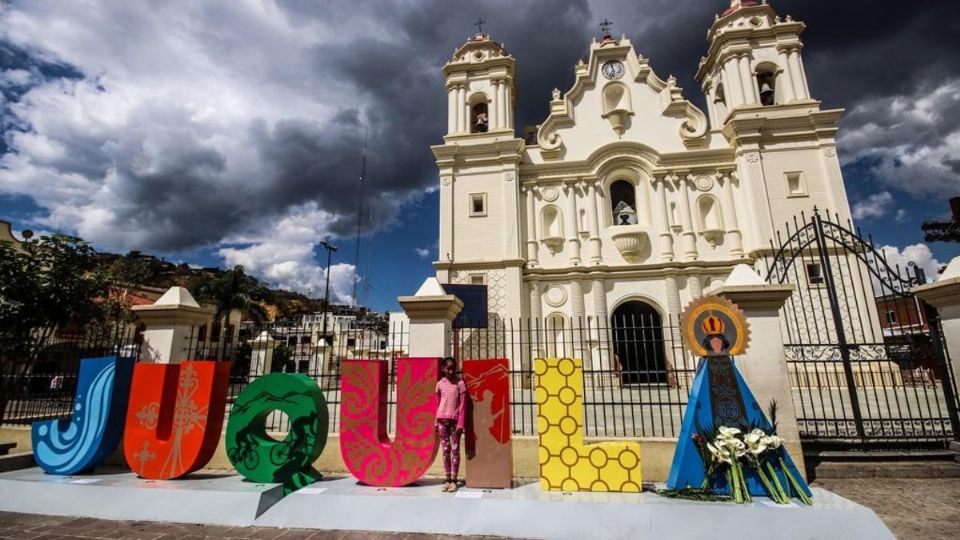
[[435, 356, 467, 492]]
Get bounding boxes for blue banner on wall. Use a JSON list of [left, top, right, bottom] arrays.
[[443, 284, 488, 329]]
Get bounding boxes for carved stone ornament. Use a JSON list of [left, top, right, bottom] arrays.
[[544, 285, 568, 307], [609, 226, 649, 263], [746, 152, 760, 163], [823, 147, 837, 158], [694, 175, 714, 192], [700, 229, 724, 247], [541, 235, 564, 253], [504, 172, 515, 182], [541, 186, 559, 202], [441, 176, 452, 186]]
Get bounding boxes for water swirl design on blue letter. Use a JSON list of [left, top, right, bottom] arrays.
[[32, 356, 135, 475]]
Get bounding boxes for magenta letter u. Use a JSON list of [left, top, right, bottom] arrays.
[[339, 358, 439, 486]]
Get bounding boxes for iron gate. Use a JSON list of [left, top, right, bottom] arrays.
[[766, 209, 960, 447]]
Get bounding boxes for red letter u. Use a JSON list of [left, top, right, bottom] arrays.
[[123, 361, 231, 479]]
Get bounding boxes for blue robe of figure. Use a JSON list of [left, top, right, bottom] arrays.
[[32, 356, 135, 474], [666, 355, 811, 498]]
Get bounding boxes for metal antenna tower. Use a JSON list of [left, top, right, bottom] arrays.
[[352, 129, 367, 306], [360, 205, 375, 307]]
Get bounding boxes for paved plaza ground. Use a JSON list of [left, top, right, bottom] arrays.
[[0, 477, 956, 540]]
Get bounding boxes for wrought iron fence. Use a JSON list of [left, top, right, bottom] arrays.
[[1, 314, 698, 441], [1, 327, 142, 425], [183, 318, 409, 434], [767, 209, 960, 445], [452, 315, 696, 438]]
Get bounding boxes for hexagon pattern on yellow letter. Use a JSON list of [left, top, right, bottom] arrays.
[[535, 357, 641, 492]]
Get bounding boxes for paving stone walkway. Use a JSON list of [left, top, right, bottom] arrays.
[[1, 477, 958, 539], [0, 512, 517, 540], [812, 477, 960, 540]]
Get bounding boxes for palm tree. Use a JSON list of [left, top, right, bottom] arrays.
[[192, 265, 268, 359]]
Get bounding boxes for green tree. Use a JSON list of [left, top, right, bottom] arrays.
[[107, 254, 157, 287], [191, 265, 269, 358], [0, 234, 108, 423]]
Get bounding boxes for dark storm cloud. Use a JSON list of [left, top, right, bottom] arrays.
[[1, 0, 957, 259]]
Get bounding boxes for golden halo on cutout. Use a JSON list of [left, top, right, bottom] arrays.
[[679, 296, 751, 357]]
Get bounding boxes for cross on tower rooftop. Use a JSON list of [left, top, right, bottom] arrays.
[[474, 17, 487, 34], [599, 18, 613, 36]]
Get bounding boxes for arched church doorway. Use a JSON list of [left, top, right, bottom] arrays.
[[611, 301, 666, 385]]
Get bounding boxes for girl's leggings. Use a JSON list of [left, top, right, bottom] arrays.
[[436, 419, 461, 478]]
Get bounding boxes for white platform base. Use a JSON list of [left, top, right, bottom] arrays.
[[0, 468, 283, 526], [0, 469, 894, 539]]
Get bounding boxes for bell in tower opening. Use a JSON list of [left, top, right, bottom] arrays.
[[471, 102, 489, 133]]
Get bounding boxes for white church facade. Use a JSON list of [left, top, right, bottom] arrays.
[[432, 2, 859, 378]]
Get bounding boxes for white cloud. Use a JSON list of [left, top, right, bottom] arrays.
[[218, 202, 356, 304], [852, 191, 894, 220], [877, 243, 942, 284], [0, 4, 442, 241], [0, 0, 444, 299], [414, 247, 430, 258]]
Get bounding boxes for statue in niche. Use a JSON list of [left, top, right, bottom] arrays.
[[613, 201, 638, 225]]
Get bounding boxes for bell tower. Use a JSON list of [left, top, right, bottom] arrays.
[[443, 31, 517, 137], [694, 1, 853, 256], [432, 30, 525, 321], [697, 1, 813, 128]]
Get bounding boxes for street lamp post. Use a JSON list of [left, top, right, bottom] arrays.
[[320, 241, 338, 375]]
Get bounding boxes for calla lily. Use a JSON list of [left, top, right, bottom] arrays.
[[718, 426, 741, 438]]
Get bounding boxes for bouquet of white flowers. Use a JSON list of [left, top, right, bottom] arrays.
[[694, 426, 811, 505]]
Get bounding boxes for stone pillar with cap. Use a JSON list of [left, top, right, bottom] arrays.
[[914, 256, 960, 403], [710, 264, 804, 471], [132, 286, 215, 364], [248, 330, 278, 377], [398, 277, 464, 358]]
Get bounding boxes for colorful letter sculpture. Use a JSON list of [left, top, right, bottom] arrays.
[[340, 358, 439, 487], [32, 356, 135, 475], [124, 360, 231, 480], [667, 296, 811, 499], [535, 357, 641, 492], [226, 373, 327, 493], [462, 358, 513, 489]]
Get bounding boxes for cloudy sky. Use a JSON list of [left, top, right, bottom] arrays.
[[1, 0, 958, 311]]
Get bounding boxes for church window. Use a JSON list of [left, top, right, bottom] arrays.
[[610, 180, 637, 226], [785, 171, 807, 197], [469, 274, 486, 285], [697, 196, 723, 231], [469, 193, 487, 217], [805, 263, 824, 286], [471, 102, 489, 133], [756, 66, 778, 106], [885, 310, 897, 325]]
